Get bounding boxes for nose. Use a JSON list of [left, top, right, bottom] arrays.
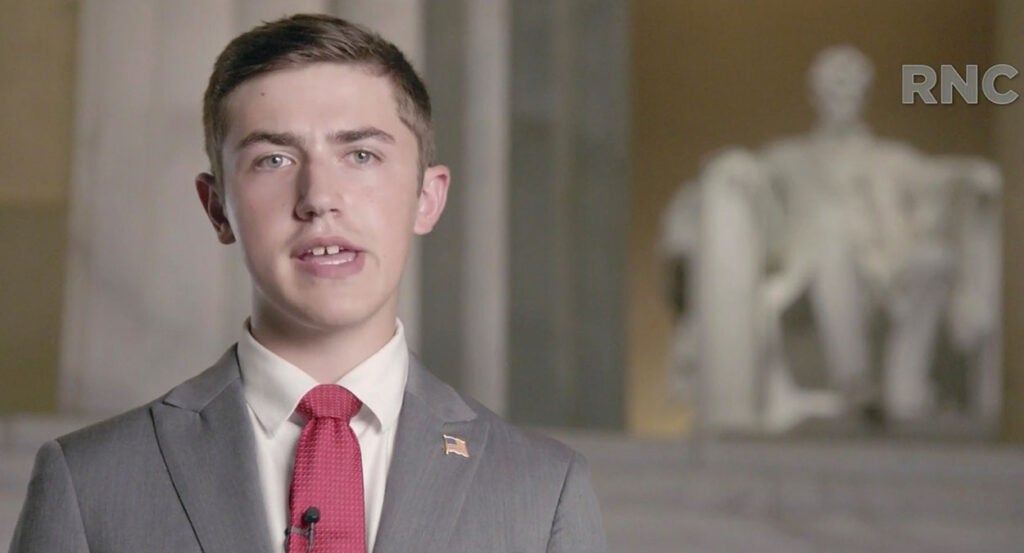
[[294, 159, 342, 221]]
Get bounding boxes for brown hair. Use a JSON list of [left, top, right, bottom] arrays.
[[202, 13, 434, 185]]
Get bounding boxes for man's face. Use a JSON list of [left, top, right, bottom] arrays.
[[198, 62, 448, 338]]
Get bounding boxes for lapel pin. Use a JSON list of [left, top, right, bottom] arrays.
[[443, 434, 469, 458]]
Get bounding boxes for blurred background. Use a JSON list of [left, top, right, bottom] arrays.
[[2, 1, 1023, 551]]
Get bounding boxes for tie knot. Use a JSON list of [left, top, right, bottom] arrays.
[[297, 384, 362, 421]]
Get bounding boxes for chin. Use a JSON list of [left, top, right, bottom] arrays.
[[292, 305, 381, 333], [255, 278, 397, 334]]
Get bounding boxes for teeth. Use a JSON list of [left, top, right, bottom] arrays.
[[307, 245, 351, 257]]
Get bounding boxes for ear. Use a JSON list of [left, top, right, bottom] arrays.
[[413, 165, 450, 235], [196, 173, 236, 244]]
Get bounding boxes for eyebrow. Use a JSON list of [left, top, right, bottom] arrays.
[[236, 127, 396, 150], [237, 131, 302, 150], [329, 127, 396, 145]]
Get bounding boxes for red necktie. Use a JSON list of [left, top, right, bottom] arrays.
[[288, 384, 365, 553]]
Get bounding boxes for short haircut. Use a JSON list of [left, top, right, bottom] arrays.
[[202, 13, 434, 186]]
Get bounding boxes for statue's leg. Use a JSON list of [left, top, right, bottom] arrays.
[[809, 242, 872, 409], [882, 257, 951, 421]]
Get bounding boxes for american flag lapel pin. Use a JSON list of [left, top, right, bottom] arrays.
[[443, 434, 469, 458]]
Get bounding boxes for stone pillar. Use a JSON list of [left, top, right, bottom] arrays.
[[419, 1, 468, 390], [418, 1, 512, 414], [459, 0, 510, 414], [508, 0, 629, 428], [994, 0, 1024, 442]]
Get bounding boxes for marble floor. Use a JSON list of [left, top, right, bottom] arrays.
[[3, 415, 1024, 552], [555, 431, 1024, 553]]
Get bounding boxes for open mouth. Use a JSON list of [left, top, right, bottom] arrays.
[[299, 244, 359, 265]]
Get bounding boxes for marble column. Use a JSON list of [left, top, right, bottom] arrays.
[[508, 0, 629, 428], [417, 1, 513, 414], [459, 0, 510, 415], [419, 1, 468, 391]]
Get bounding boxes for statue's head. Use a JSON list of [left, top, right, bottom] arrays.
[[808, 45, 873, 129]]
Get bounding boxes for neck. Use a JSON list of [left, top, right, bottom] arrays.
[[249, 310, 398, 384], [814, 119, 870, 139]]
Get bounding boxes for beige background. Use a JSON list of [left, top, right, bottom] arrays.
[[993, 0, 1024, 441], [0, 0, 76, 412]]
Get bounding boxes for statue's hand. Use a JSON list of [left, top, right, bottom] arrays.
[[962, 159, 1001, 197]]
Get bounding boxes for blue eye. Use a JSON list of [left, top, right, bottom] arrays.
[[350, 150, 378, 164], [257, 154, 292, 169]]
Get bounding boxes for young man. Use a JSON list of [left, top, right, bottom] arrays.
[[10, 14, 606, 553]]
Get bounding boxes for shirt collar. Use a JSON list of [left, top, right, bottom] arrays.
[[237, 319, 409, 436]]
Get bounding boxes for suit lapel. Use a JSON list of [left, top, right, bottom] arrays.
[[373, 360, 490, 553], [153, 348, 273, 553]]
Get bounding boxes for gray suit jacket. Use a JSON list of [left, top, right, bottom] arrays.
[[9, 348, 607, 552]]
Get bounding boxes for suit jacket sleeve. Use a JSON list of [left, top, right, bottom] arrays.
[[9, 440, 90, 553], [546, 452, 608, 553]]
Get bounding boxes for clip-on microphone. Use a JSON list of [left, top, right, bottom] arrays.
[[285, 506, 321, 553]]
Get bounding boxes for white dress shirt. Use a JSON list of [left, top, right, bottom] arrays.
[[237, 320, 409, 553]]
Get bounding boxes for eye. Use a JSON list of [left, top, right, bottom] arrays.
[[349, 149, 380, 165], [255, 154, 293, 170]]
